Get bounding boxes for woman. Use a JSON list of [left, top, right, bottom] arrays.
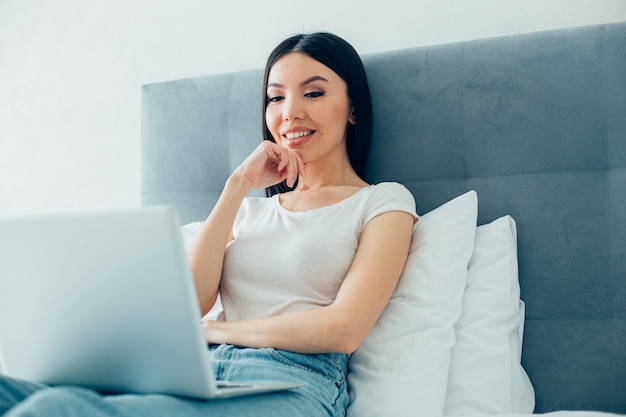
[[0, 32, 416, 417]]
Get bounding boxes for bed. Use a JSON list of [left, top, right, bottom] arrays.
[[141, 22, 626, 416]]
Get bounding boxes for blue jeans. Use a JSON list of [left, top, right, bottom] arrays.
[[0, 344, 349, 417]]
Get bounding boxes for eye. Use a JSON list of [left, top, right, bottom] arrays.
[[267, 95, 284, 103], [305, 91, 324, 98]]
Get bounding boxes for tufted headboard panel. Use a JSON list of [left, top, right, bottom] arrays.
[[141, 22, 626, 413]]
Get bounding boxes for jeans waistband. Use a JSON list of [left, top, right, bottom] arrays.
[[209, 344, 349, 381]]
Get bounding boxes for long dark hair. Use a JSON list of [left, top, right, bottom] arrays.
[[262, 32, 373, 197]]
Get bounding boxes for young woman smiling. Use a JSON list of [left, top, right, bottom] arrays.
[[0, 32, 417, 417]]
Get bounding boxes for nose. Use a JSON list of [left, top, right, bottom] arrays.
[[282, 97, 304, 121]]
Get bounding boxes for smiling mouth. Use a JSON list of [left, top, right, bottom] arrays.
[[284, 130, 314, 140]]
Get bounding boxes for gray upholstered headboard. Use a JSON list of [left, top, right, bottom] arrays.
[[141, 22, 626, 413]]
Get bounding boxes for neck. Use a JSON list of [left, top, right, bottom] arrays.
[[296, 156, 365, 191]]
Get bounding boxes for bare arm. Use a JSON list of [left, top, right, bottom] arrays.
[[202, 210, 415, 354], [187, 141, 305, 316], [186, 174, 250, 316]]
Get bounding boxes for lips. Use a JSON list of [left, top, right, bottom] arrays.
[[284, 130, 313, 140], [281, 128, 315, 146]]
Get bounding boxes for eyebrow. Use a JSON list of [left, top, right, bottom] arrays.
[[267, 75, 329, 89]]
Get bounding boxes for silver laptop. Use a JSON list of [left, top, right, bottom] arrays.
[[0, 206, 299, 399]]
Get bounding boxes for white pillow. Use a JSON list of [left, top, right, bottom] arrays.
[[347, 191, 478, 417], [181, 221, 205, 248], [444, 215, 535, 415]]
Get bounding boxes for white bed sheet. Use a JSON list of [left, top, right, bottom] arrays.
[[446, 412, 625, 417]]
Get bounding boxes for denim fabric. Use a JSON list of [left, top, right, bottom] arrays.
[[0, 344, 349, 417]]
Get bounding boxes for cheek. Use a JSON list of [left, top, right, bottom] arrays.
[[325, 104, 352, 128], [265, 108, 280, 138]]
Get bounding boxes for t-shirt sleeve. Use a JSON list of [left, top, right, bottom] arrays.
[[230, 197, 254, 239], [363, 182, 419, 227]]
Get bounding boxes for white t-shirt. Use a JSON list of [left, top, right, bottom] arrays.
[[219, 182, 418, 322]]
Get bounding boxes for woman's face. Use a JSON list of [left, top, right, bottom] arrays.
[[265, 52, 355, 166]]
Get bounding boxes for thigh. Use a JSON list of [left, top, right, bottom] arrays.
[[5, 386, 310, 417], [112, 390, 315, 417], [3, 346, 349, 417], [0, 374, 308, 417], [210, 344, 349, 417]]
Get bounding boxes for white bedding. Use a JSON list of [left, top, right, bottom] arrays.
[[448, 413, 625, 417], [180, 194, 625, 417]]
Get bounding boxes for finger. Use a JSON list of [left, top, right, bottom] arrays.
[[274, 147, 290, 174], [294, 151, 306, 177], [285, 152, 298, 188], [276, 154, 287, 173]]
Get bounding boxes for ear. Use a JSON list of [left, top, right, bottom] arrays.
[[348, 107, 356, 125]]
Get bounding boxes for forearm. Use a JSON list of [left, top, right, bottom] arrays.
[[203, 304, 361, 355], [187, 173, 252, 316]]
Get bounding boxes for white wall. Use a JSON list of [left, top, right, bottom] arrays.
[[1, 0, 625, 217]]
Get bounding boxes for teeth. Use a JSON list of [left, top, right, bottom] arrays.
[[285, 131, 312, 140]]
